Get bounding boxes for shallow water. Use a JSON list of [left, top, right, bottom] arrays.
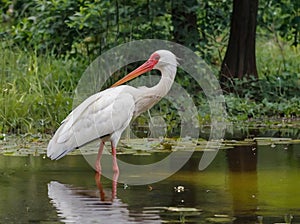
[[1, 143, 300, 223]]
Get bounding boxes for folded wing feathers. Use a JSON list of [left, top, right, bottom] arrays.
[[47, 87, 135, 160]]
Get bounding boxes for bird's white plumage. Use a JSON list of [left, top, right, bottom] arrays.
[[47, 86, 135, 159], [47, 50, 178, 161]]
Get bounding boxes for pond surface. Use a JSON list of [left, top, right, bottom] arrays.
[[1, 143, 300, 223]]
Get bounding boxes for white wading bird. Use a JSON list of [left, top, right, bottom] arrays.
[[47, 50, 178, 173]]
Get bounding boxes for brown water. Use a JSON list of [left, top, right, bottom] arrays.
[[0, 143, 300, 223]]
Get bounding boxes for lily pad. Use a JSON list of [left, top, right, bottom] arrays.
[[206, 215, 236, 223], [3, 151, 15, 156]]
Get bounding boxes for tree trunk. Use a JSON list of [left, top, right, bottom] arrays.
[[220, 0, 258, 92]]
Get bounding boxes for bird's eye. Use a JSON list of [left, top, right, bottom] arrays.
[[149, 53, 160, 63], [154, 55, 160, 61]]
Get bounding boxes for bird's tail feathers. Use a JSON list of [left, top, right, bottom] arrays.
[[47, 138, 76, 160]]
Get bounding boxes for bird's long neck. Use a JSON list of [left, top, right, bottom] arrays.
[[149, 65, 177, 98], [133, 64, 177, 117]]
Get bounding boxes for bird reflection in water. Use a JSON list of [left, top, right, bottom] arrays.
[[48, 172, 162, 223], [47, 173, 133, 223]]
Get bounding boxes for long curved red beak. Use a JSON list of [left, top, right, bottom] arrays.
[[111, 58, 158, 88]]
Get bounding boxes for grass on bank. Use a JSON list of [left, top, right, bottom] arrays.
[[0, 38, 299, 135], [0, 47, 84, 134]]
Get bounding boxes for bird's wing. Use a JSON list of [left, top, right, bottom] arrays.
[[47, 86, 135, 160]]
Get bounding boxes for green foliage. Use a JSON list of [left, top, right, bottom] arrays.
[[223, 39, 300, 120], [258, 0, 300, 47], [0, 45, 85, 134], [66, 0, 173, 57], [222, 73, 300, 102], [171, 0, 200, 50], [8, 0, 80, 54], [196, 0, 231, 63], [225, 94, 300, 120], [1, 0, 298, 60], [0, 0, 299, 135]]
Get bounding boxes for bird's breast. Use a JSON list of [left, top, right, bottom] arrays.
[[134, 95, 162, 116]]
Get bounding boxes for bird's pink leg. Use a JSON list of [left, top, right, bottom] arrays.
[[112, 171, 119, 199], [111, 143, 119, 199], [95, 141, 105, 173], [95, 172, 105, 201], [111, 142, 119, 174]]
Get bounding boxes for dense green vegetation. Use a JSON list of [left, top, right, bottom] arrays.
[[0, 0, 299, 135]]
